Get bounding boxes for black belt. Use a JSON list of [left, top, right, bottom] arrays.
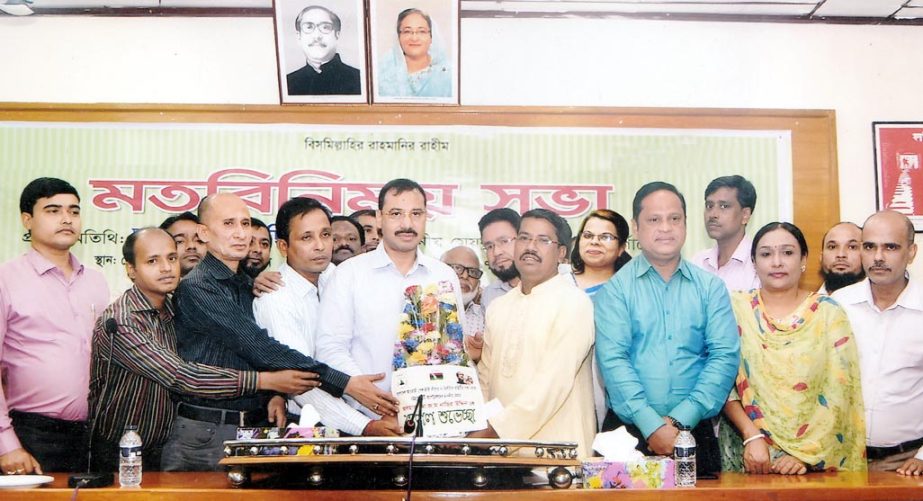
[[176, 403, 266, 427], [867, 437, 923, 460]]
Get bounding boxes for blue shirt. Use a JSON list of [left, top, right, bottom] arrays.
[[593, 253, 739, 438]]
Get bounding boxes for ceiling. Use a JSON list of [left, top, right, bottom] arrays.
[[2, 0, 922, 22]]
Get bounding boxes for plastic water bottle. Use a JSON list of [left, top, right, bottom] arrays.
[[674, 426, 696, 487], [118, 424, 143, 487]]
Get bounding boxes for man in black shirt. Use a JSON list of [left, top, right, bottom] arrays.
[[287, 5, 361, 96], [161, 193, 397, 471]]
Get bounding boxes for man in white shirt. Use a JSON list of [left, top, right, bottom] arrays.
[[818, 221, 865, 294], [692, 175, 760, 292], [316, 179, 464, 417], [832, 210, 923, 476], [253, 197, 399, 436], [440, 245, 485, 339]]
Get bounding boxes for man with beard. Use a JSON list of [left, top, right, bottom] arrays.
[[468, 209, 596, 458], [819, 221, 865, 294], [286, 5, 361, 96], [316, 179, 464, 419], [330, 215, 364, 265], [244, 217, 272, 278], [478, 208, 521, 310], [833, 211, 923, 476], [160, 211, 206, 277], [350, 209, 381, 252], [441, 246, 485, 339], [692, 175, 760, 292]]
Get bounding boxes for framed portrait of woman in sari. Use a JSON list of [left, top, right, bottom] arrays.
[[274, 0, 369, 104], [370, 0, 459, 104]]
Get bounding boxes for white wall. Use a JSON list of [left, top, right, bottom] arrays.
[[2, 15, 923, 273]]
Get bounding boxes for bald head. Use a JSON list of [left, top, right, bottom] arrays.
[[864, 210, 915, 246], [196, 193, 253, 270], [441, 245, 482, 298], [860, 210, 917, 290]]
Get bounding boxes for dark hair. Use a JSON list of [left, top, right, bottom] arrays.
[[705, 175, 757, 214], [275, 197, 332, 243], [123, 227, 175, 266], [349, 209, 376, 219], [632, 181, 686, 221], [19, 177, 80, 215], [396, 8, 432, 33], [331, 215, 365, 246], [378, 178, 427, 210], [159, 211, 199, 232], [295, 5, 341, 32], [521, 208, 573, 256], [571, 209, 632, 274], [478, 208, 521, 235], [250, 217, 273, 249], [751, 221, 809, 260]]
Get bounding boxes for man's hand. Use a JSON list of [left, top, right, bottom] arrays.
[[344, 373, 400, 417], [464, 333, 484, 364], [252, 270, 284, 297], [646, 418, 679, 456], [0, 448, 42, 475], [466, 424, 499, 439], [897, 458, 923, 476], [258, 370, 320, 394], [771, 453, 807, 475], [362, 415, 402, 437], [743, 437, 771, 474], [267, 395, 287, 427]]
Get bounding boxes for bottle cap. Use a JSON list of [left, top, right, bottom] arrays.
[[124, 424, 139, 431]]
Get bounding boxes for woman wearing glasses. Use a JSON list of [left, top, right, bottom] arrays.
[[377, 8, 452, 98], [570, 209, 632, 296]]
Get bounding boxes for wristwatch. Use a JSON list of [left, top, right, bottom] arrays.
[[666, 415, 684, 429]]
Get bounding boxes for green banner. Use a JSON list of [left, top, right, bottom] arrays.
[[0, 122, 791, 294]]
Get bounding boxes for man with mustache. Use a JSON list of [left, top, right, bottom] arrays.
[[595, 181, 738, 475], [89, 228, 319, 472], [0, 178, 109, 475], [468, 209, 596, 458], [243, 217, 272, 278], [692, 175, 760, 292], [160, 211, 206, 277], [819, 221, 865, 294], [832, 210, 923, 476], [478, 208, 521, 310], [162, 193, 398, 471], [441, 246, 485, 339], [330, 215, 364, 265], [316, 178, 464, 419], [286, 5, 361, 96]]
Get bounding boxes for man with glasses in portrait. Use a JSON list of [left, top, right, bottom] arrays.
[[287, 5, 361, 96], [316, 179, 464, 419]]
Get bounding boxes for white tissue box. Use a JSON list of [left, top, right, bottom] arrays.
[[581, 456, 675, 489]]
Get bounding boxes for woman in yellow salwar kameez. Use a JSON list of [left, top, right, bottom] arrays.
[[720, 222, 866, 475]]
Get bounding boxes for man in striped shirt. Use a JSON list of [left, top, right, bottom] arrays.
[[163, 193, 398, 471], [89, 227, 321, 472]]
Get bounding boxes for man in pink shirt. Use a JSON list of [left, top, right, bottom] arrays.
[[0, 178, 109, 474]]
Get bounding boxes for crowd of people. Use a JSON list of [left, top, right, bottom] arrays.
[[0, 174, 921, 479]]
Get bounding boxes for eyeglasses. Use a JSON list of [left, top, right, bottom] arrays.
[[448, 263, 483, 279], [385, 209, 426, 221], [516, 234, 559, 248], [581, 231, 619, 244], [399, 29, 431, 37], [300, 22, 335, 34], [481, 236, 514, 253]]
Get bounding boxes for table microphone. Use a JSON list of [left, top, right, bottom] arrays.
[[69, 318, 117, 488]]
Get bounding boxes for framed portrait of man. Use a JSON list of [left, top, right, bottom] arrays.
[[274, 0, 369, 104], [369, 0, 460, 105]]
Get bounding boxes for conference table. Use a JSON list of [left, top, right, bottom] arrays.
[[6, 471, 923, 500]]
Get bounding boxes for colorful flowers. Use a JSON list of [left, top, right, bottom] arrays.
[[393, 281, 468, 369]]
